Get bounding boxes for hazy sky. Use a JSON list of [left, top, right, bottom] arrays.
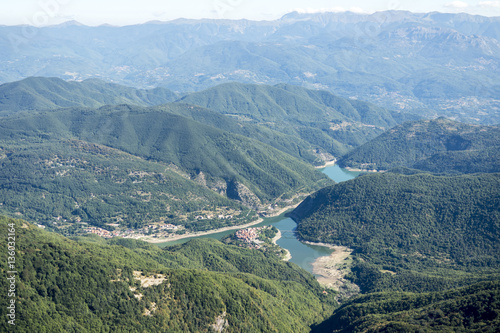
[[2, 0, 500, 26]]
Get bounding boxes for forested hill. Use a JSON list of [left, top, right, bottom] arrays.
[[152, 102, 323, 165], [337, 118, 500, 173], [178, 82, 414, 157], [179, 82, 396, 127], [0, 77, 178, 113], [0, 216, 337, 332], [313, 281, 500, 333], [0, 104, 332, 230], [0, 77, 420, 162], [291, 171, 500, 292]]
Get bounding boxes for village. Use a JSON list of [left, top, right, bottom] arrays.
[[234, 227, 263, 248], [229, 225, 277, 249], [83, 222, 181, 239]]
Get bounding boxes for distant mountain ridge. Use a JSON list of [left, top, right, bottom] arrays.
[[0, 77, 178, 113], [1, 11, 499, 123]]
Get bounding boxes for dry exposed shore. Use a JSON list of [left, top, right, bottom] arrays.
[[311, 246, 352, 290], [314, 159, 337, 169]]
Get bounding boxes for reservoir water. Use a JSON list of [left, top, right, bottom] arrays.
[[158, 164, 361, 273]]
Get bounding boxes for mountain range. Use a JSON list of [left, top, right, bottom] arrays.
[[1, 10, 499, 331], [0, 102, 336, 230], [0, 76, 420, 232], [0, 76, 414, 160], [2, 11, 500, 123]]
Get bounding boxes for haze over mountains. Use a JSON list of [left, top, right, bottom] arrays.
[[2, 11, 500, 123], [0, 9, 499, 333]]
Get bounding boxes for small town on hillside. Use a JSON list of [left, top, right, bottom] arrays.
[[83, 223, 181, 239]]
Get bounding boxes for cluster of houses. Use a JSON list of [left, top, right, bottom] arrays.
[[195, 214, 233, 220], [235, 227, 268, 244], [83, 226, 113, 238], [145, 223, 178, 230], [83, 222, 179, 239]]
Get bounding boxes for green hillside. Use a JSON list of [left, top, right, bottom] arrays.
[[0, 105, 332, 230], [178, 82, 407, 159], [0, 78, 420, 165], [314, 281, 500, 333], [155, 103, 322, 165], [337, 118, 500, 173], [291, 171, 500, 293], [0, 216, 336, 332], [112, 237, 316, 286], [0, 138, 250, 231], [0, 77, 178, 114]]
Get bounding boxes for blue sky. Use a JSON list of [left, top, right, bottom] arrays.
[[2, 0, 500, 26]]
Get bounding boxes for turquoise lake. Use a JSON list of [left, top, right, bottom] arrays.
[[158, 164, 361, 273]]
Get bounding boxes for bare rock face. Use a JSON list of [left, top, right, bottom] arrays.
[[210, 179, 228, 196], [226, 180, 261, 209], [202, 175, 262, 209], [212, 311, 228, 333], [193, 170, 207, 186]]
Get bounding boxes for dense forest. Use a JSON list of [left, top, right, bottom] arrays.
[[0, 216, 337, 332], [178, 82, 417, 158], [291, 171, 500, 292], [290, 169, 500, 331], [0, 77, 178, 114], [0, 103, 333, 231], [0, 138, 253, 231], [314, 281, 500, 332], [337, 118, 500, 173]]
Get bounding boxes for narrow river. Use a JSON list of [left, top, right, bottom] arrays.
[[158, 165, 361, 274]]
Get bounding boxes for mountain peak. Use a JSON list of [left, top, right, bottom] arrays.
[[51, 20, 87, 28]]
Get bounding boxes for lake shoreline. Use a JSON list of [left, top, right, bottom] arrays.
[[311, 246, 354, 291], [343, 166, 382, 172], [137, 217, 264, 244], [141, 164, 358, 277], [315, 159, 337, 169], [272, 229, 292, 261], [140, 202, 302, 245]]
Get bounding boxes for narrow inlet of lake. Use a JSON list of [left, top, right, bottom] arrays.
[[158, 164, 361, 274]]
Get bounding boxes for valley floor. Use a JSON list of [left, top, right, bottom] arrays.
[[130, 217, 265, 243], [140, 202, 304, 244]]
